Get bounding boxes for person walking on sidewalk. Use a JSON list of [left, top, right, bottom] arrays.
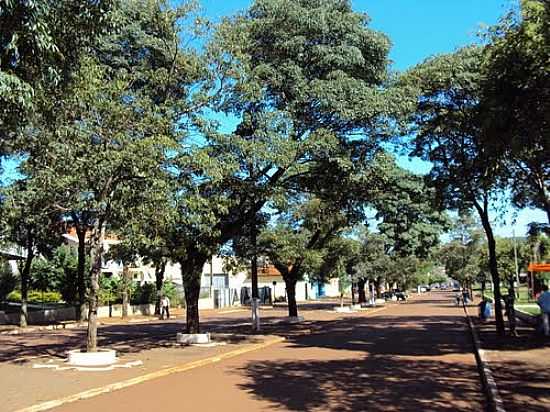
[[537, 284, 550, 336], [161, 295, 171, 320]]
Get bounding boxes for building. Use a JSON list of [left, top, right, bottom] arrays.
[[241, 263, 341, 302]]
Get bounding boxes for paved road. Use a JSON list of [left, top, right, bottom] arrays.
[[54, 293, 484, 412]]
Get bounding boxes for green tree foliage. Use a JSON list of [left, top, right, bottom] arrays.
[[438, 212, 485, 291], [0, 259, 17, 301], [259, 196, 352, 317], [166, 0, 406, 332], [353, 231, 389, 299], [371, 153, 448, 259], [51, 245, 81, 305], [30, 258, 61, 293], [404, 47, 507, 335], [0, 0, 116, 164], [481, 0, 550, 223], [19, 0, 206, 350], [1, 178, 62, 326]]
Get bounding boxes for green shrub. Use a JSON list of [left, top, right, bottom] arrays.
[[0, 260, 18, 301], [131, 282, 156, 305], [98, 276, 121, 306], [162, 281, 181, 306], [7, 290, 62, 303]]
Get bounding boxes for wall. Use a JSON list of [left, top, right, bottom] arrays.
[[0, 304, 156, 325]]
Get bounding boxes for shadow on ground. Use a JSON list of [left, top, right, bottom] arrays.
[[236, 355, 481, 412], [0, 320, 264, 363], [488, 360, 550, 412]]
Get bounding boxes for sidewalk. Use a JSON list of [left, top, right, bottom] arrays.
[[473, 313, 550, 411], [0, 302, 382, 412]]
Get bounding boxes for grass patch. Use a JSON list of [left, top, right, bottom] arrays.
[[484, 286, 534, 304], [515, 305, 541, 316]]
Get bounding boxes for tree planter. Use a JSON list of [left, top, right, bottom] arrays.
[[333, 306, 354, 313], [176, 333, 211, 345], [67, 349, 117, 367]]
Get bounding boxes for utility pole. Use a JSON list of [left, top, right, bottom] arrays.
[[251, 212, 260, 331], [513, 230, 520, 298], [209, 258, 213, 298]]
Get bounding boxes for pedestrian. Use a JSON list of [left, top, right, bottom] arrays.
[[455, 293, 461, 306], [478, 300, 487, 321], [161, 295, 170, 320], [537, 284, 550, 336]]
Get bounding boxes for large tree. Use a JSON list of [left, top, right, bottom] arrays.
[[1, 178, 62, 327], [259, 196, 354, 317], [404, 47, 507, 335], [439, 212, 485, 296], [26, 0, 206, 351], [166, 0, 407, 333], [481, 0, 550, 223], [371, 153, 448, 259], [350, 154, 447, 303]]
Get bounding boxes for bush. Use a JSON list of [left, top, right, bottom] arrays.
[[162, 281, 181, 306], [131, 282, 156, 305], [0, 260, 18, 301], [53, 246, 81, 304], [98, 275, 121, 306], [7, 290, 62, 303]]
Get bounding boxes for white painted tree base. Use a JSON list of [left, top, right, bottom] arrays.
[[333, 306, 355, 313], [176, 333, 211, 345], [67, 349, 117, 367]]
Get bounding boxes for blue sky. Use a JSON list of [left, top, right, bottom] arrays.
[[3, 0, 546, 237]]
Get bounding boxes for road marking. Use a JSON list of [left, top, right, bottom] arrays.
[[15, 336, 286, 412]]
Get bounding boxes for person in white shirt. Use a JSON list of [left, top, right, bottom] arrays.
[[161, 296, 170, 320], [537, 284, 550, 336]]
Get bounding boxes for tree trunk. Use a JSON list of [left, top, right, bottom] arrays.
[[180, 251, 208, 334], [183, 273, 201, 333], [284, 277, 298, 317], [357, 278, 366, 304], [375, 277, 382, 299], [76, 228, 87, 322], [121, 264, 130, 319], [507, 277, 517, 336], [86, 224, 104, 352], [475, 201, 505, 336], [154, 260, 166, 317], [20, 243, 34, 328]]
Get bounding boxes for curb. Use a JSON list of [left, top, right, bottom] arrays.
[[462, 303, 506, 412], [15, 335, 286, 412], [361, 307, 387, 316]]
